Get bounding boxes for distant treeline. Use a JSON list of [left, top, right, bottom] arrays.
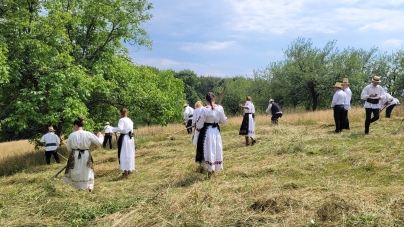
[[1, 0, 403, 142]]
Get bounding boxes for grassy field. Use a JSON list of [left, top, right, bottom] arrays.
[[1, 106, 404, 226]]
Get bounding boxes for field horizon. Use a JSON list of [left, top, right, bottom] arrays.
[[1, 106, 404, 226]]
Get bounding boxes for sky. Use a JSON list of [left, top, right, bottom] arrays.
[[127, 0, 404, 77]]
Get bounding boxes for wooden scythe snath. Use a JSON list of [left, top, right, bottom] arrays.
[[218, 85, 226, 106]]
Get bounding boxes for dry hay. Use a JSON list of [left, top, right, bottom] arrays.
[[316, 194, 357, 222], [250, 195, 300, 214]]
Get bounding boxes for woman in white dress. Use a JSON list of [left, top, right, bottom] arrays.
[[64, 116, 103, 192], [195, 92, 227, 177], [113, 108, 135, 179], [192, 100, 204, 145], [239, 96, 256, 146]]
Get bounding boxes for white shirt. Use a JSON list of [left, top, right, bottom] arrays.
[[66, 130, 103, 151], [192, 107, 203, 126], [40, 132, 60, 151], [243, 101, 255, 114], [183, 106, 194, 121], [104, 125, 114, 133], [331, 89, 346, 107], [195, 105, 227, 130], [343, 87, 352, 110], [113, 117, 134, 134], [382, 93, 400, 107], [361, 84, 385, 109]]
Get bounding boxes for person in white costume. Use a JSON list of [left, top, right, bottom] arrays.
[[238, 96, 256, 146], [183, 104, 194, 134], [113, 108, 135, 179], [195, 92, 227, 178], [381, 93, 400, 118], [64, 116, 103, 192], [192, 100, 204, 145], [40, 126, 61, 164]]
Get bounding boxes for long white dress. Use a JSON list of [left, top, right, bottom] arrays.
[[113, 117, 135, 171], [63, 130, 103, 190], [195, 105, 227, 172]]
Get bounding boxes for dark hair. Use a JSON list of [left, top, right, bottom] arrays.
[[205, 92, 216, 110], [120, 108, 128, 117], [73, 116, 85, 127]]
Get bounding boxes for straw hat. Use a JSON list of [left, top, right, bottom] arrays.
[[183, 103, 188, 108], [334, 82, 342, 88], [105, 122, 110, 125], [269, 99, 274, 103], [342, 78, 349, 84], [48, 126, 55, 132], [372, 76, 381, 83]]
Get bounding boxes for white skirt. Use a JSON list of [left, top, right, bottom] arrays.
[[247, 114, 255, 138], [63, 150, 94, 190], [120, 136, 135, 171], [203, 127, 223, 172]]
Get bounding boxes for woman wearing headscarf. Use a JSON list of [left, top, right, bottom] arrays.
[[64, 116, 103, 192], [113, 108, 135, 179], [195, 92, 227, 178], [239, 96, 256, 146]]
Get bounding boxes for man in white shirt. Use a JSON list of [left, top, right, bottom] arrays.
[[183, 104, 194, 134], [342, 78, 352, 130], [40, 126, 61, 164], [102, 122, 114, 149], [331, 82, 346, 133], [361, 75, 385, 134], [381, 93, 400, 118]]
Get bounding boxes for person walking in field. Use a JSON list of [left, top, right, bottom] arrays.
[[102, 122, 114, 149], [113, 108, 135, 179], [239, 96, 256, 146], [195, 92, 227, 178], [265, 99, 283, 125], [342, 78, 352, 130], [183, 103, 194, 134], [40, 126, 61, 165], [381, 93, 400, 118], [361, 75, 385, 134], [331, 82, 346, 133], [192, 100, 204, 145], [63, 116, 103, 192]]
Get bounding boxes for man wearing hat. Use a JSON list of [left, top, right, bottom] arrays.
[[331, 82, 346, 133], [360, 74, 385, 134], [40, 126, 61, 164], [183, 103, 194, 134], [342, 78, 352, 130], [265, 99, 283, 125], [103, 122, 114, 149]]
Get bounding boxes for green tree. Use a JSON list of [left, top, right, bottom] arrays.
[[0, 0, 184, 142]]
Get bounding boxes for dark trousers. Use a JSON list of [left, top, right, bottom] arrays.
[[333, 105, 344, 132], [45, 150, 60, 164], [186, 119, 193, 134], [365, 108, 380, 133], [385, 105, 396, 118], [342, 110, 350, 129], [271, 113, 283, 124], [103, 133, 113, 149]]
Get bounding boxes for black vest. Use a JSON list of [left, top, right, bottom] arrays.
[[271, 102, 282, 115]]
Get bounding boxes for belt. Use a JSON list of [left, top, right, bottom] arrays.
[[46, 143, 57, 147], [204, 123, 219, 128]]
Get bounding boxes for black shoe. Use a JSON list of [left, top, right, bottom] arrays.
[[251, 139, 256, 145]]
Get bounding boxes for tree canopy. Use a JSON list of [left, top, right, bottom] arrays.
[[0, 0, 185, 142]]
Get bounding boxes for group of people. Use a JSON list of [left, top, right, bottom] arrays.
[[41, 77, 400, 192], [332, 75, 400, 134], [42, 108, 135, 192]]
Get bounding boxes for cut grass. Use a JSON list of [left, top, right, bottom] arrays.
[[1, 106, 404, 226]]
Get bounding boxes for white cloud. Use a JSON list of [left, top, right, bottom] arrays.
[[222, 0, 404, 34], [180, 41, 236, 52], [381, 39, 404, 48]]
